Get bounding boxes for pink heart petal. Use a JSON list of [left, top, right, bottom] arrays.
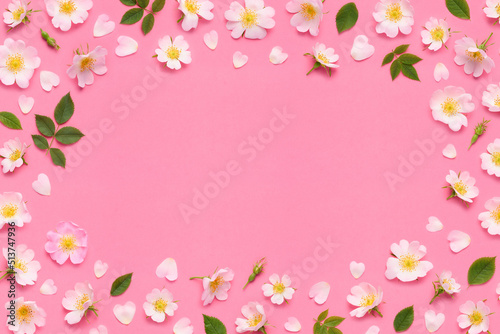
[[284, 317, 301, 332], [269, 46, 288, 65], [116, 36, 138, 57], [173, 317, 194, 334], [425, 310, 445, 332], [18, 95, 34, 114], [40, 71, 60, 92], [447, 230, 471, 253], [32, 173, 51, 196], [40, 279, 57, 295], [155, 257, 178, 281], [426, 216, 443, 232], [309, 281, 330, 305], [233, 51, 248, 69], [351, 35, 375, 61], [94, 260, 109, 278], [350, 261, 365, 279], [113, 301, 136, 325], [94, 14, 116, 37], [89, 325, 108, 334], [203, 30, 218, 50]]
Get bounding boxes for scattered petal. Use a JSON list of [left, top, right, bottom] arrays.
[[113, 301, 136, 325], [351, 35, 375, 61], [40, 279, 57, 295], [18, 95, 34, 114], [349, 261, 365, 279], [425, 310, 445, 332], [309, 281, 330, 305], [434, 63, 449, 82], [94, 14, 115, 37], [366, 325, 380, 334], [94, 260, 109, 278], [89, 325, 108, 334], [269, 46, 288, 65], [115, 36, 138, 57], [155, 258, 178, 281], [203, 30, 218, 50], [40, 70, 60, 92], [284, 317, 301, 332], [442, 144, 457, 159], [32, 173, 51, 196], [426, 216, 444, 232], [233, 51, 248, 69], [173, 317, 194, 334], [447, 230, 471, 253]]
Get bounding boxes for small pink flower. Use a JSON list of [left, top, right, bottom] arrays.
[[62, 281, 97, 324], [0, 137, 27, 173], [143, 288, 178, 323], [44, 0, 93, 31], [478, 197, 500, 235], [201, 267, 234, 306], [262, 274, 295, 305], [347, 282, 383, 318], [45, 221, 88, 265], [373, 0, 414, 38], [421, 17, 450, 51], [480, 138, 500, 177], [457, 301, 491, 334], [385, 239, 433, 282], [445, 170, 479, 203], [0, 192, 31, 229], [430, 86, 474, 132], [67, 46, 107, 88], [285, 0, 323, 36], [454, 35, 495, 78], [235, 301, 267, 333], [5, 297, 46, 334], [224, 0, 275, 40], [2, 244, 41, 286], [0, 38, 41, 88]]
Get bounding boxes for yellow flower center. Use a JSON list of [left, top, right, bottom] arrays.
[[491, 205, 500, 224], [398, 254, 419, 272], [185, 0, 200, 14], [80, 57, 96, 72], [360, 294, 376, 307], [16, 305, 34, 324], [466, 51, 484, 63], [430, 27, 444, 41], [59, 0, 76, 15], [166, 46, 180, 60], [209, 275, 225, 293], [153, 298, 168, 313], [59, 234, 77, 253], [12, 8, 25, 21], [14, 258, 28, 273], [273, 282, 285, 294], [492, 152, 500, 166], [75, 294, 90, 310], [6, 53, 25, 74], [9, 149, 22, 162], [496, 4, 500, 15], [494, 95, 500, 107], [240, 9, 258, 28], [441, 97, 460, 116], [453, 181, 468, 196], [316, 52, 329, 64], [1, 204, 18, 218], [300, 3, 317, 20], [247, 314, 263, 327], [385, 3, 403, 22], [468, 311, 483, 326]]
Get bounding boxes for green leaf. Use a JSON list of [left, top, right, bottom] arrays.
[[49, 148, 66, 168], [401, 64, 420, 81], [319, 326, 328, 334], [142, 13, 154, 35], [55, 127, 84, 145], [54, 92, 75, 125], [394, 44, 410, 54], [137, 0, 149, 8], [111, 273, 133, 296], [328, 328, 342, 334], [324, 316, 345, 328], [152, 0, 166, 12], [120, 0, 137, 5], [390, 59, 402, 81], [446, 0, 470, 19], [0, 111, 22, 130], [35, 114, 56, 137], [382, 52, 395, 66], [120, 8, 144, 24], [468, 257, 496, 285], [313, 322, 322, 334], [203, 314, 227, 334], [318, 309, 329, 322], [394, 306, 414, 332], [335, 2, 358, 34], [398, 53, 422, 65], [32, 135, 49, 150]]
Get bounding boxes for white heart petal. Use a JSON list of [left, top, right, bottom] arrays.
[[309, 281, 330, 305], [173, 317, 194, 334], [447, 230, 471, 253], [233, 51, 248, 69], [94, 260, 109, 278], [116, 36, 138, 57], [155, 258, 178, 281], [40, 279, 57, 295], [94, 14, 115, 37], [349, 261, 365, 279], [496, 283, 500, 300], [284, 317, 301, 332], [89, 325, 108, 334], [32, 173, 51, 196], [113, 301, 136, 325], [365, 325, 380, 334], [442, 144, 457, 159], [40, 71, 60, 92], [18, 95, 34, 114], [425, 310, 445, 333], [426, 216, 443, 232], [269, 46, 288, 65], [351, 35, 375, 61], [434, 63, 449, 82], [203, 30, 218, 50]]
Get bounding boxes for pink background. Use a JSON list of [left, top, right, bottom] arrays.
[[1, 0, 500, 333]]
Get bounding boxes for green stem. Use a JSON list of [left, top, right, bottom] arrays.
[[189, 276, 206, 280], [373, 306, 383, 317], [46, 125, 59, 155]]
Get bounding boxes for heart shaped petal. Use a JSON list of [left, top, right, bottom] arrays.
[[351, 35, 375, 61], [155, 257, 178, 281], [447, 230, 471, 253], [94, 14, 115, 37], [365, 325, 380, 334], [203, 30, 218, 50], [434, 63, 449, 82], [425, 310, 445, 333], [426, 216, 443, 232], [269, 46, 288, 65], [233, 51, 248, 69], [284, 317, 301, 332], [442, 144, 457, 159], [94, 260, 109, 278], [349, 261, 365, 279], [32, 173, 51, 196], [116, 36, 138, 57], [496, 283, 500, 300], [113, 301, 136, 325], [309, 281, 330, 305], [89, 325, 108, 334], [173, 317, 194, 334], [40, 71, 60, 92], [40, 279, 57, 295], [18, 95, 34, 114]]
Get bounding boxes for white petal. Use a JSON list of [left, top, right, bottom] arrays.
[[40, 279, 57, 295], [442, 144, 457, 159], [32, 173, 51, 196], [426, 216, 444, 232], [94, 14, 115, 37], [434, 63, 449, 82], [89, 325, 108, 334], [94, 260, 109, 278], [365, 325, 380, 334], [155, 258, 178, 281], [496, 282, 500, 300], [349, 261, 365, 279], [113, 301, 136, 325], [40, 71, 60, 92], [203, 30, 218, 50], [233, 51, 248, 69], [284, 317, 301, 332], [173, 317, 194, 334], [447, 230, 471, 253], [425, 310, 445, 332], [309, 281, 330, 305], [115, 36, 138, 57], [351, 35, 375, 61], [269, 46, 288, 65], [18, 95, 34, 114]]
